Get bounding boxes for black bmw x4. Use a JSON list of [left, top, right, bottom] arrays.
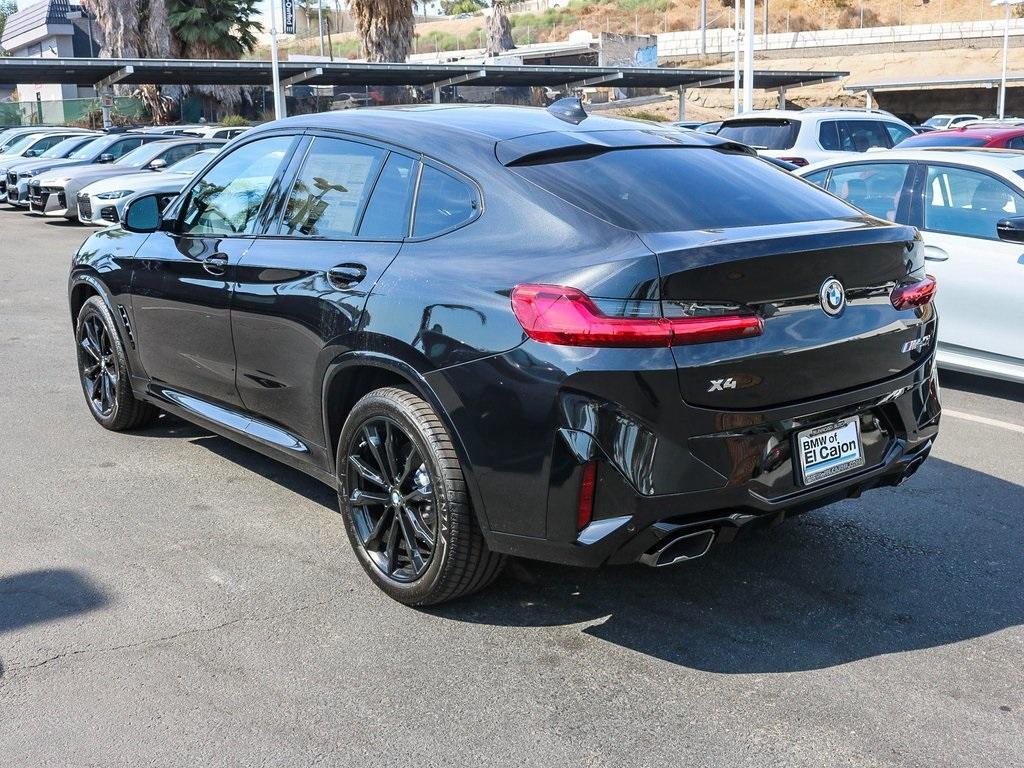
[[69, 104, 940, 605]]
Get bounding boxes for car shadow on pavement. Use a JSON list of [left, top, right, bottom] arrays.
[[940, 370, 1024, 402], [0, 568, 107, 636], [434, 457, 1024, 674]]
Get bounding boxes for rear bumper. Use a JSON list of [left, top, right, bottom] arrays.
[[430, 342, 940, 568]]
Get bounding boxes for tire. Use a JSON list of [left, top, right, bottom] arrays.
[[337, 387, 505, 606], [75, 296, 158, 431]]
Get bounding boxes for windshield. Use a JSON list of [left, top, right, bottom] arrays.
[[512, 147, 855, 232], [69, 137, 108, 160], [1, 133, 44, 155], [898, 133, 989, 147], [716, 119, 798, 149], [923, 116, 951, 127], [166, 150, 216, 175], [40, 136, 91, 158], [113, 141, 166, 167]]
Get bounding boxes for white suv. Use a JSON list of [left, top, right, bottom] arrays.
[[714, 109, 915, 167], [922, 114, 982, 130]]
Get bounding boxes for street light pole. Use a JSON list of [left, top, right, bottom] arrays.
[[993, 0, 1024, 120], [744, 0, 754, 112], [733, 0, 740, 115], [269, 0, 285, 120]]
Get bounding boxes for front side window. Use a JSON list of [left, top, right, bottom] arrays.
[[158, 143, 200, 168], [412, 165, 479, 237], [824, 163, 911, 222], [106, 138, 145, 160], [179, 136, 294, 236], [922, 164, 1024, 239], [803, 169, 830, 188], [884, 122, 915, 146], [281, 137, 386, 239]]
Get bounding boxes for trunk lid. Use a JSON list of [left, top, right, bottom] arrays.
[[642, 218, 934, 409]]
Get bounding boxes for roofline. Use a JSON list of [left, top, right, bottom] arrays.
[[846, 73, 1024, 92]]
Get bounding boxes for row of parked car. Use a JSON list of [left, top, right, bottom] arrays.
[[0, 123, 249, 225], [675, 107, 1023, 384]]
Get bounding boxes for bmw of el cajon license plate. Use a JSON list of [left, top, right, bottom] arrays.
[[796, 416, 865, 485]]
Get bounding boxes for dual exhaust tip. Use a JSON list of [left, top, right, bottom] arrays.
[[639, 528, 716, 568]]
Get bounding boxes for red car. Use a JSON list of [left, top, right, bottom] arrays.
[[895, 124, 1024, 149]]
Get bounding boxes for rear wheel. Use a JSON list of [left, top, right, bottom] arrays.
[[337, 387, 505, 606], [75, 296, 158, 431]]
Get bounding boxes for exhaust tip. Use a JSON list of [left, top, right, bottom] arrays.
[[640, 529, 716, 568]]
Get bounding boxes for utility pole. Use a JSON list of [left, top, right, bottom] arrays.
[[744, 0, 754, 112], [318, 0, 325, 57], [733, 0, 740, 115], [700, 0, 707, 56], [269, 0, 285, 119]]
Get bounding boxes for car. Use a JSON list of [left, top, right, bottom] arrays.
[[921, 114, 983, 130], [894, 125, 1024, 150], [181, 124, 252, 141], [0, 133, 100, 203], [24, 133, 166, 214], [77, 147, 222, 225], [69, 105, 940, 605], [0, 129, 96, 166], [798, 147, 1024, 383], [695, 120, 722, 133], [33, 137, 220, 219], [715, 108, 916, 166]]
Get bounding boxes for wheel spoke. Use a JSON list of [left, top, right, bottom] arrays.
[[383, 422, 400, 482], [80, 338, 100, 362], [348, 455, 388, 489], [89, 372, 102, 401], [402, 505, 435, 548], [396, 510, 424, 572], [398, 443, 420, 485], [85, 319, 101, 350], [363, 505, 394, 550], [383, 512, 401, 574], [83, 362, 100, 377], [362, 424, 391, 483], [350, 488, 389, 506], [101, 371, 115, 412], [402, 485, 431, 504]]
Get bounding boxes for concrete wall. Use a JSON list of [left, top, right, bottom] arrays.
[[658, 19, 1024, 59]]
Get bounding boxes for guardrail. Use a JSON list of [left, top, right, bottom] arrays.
[[658, 18, 1024, 58]]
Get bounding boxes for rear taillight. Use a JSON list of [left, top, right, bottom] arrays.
[[778, 156, 809, 167], [511, 284, 763, 348], [577, 461, 597, 531], [890, 275, 937, 310]]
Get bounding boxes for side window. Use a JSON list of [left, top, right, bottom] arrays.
[[179, 135, 294, 236], [818, 121, 841, 151], [358, 153, 417, 239], [803, 169, 830, 189], [412, 165, 479, 237], [159, 144, 198, 167], [823, 121, 891, 153], [825, 163, 910, 222], [33, 135, 67, 152], [883, 122, 914, 147], [922, 165, 1024, 239], [281, 137, 386, 239], [107, 138, 144, 159], [1007, 136, 1024, 150]]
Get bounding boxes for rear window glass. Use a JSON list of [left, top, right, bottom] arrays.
[[512, 147, 857, 232], [896, 133, 989, 148], [715, 119, 797, 149], [819, 120, 892, 152]]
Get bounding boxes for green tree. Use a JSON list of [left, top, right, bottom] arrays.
[[0, 0, 18, 44], [168, 0, 262, 59]]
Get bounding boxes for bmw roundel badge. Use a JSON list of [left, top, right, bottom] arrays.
[[819, 277, 846, 317]]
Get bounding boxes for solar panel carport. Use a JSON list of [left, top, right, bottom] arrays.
[[0, 56, 847, 122]]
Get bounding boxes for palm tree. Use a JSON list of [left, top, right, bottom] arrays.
[[351, 0, 414, 62], [486, 1, 514, 57]]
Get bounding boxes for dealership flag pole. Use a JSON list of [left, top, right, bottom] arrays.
[[743, 0, 754, 113], [993, 0, 1024, 120], [733, 0, 740, 115]]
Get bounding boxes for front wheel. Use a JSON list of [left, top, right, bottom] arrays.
[[337, 387, 505, 606], [75, 296, 158, 431]]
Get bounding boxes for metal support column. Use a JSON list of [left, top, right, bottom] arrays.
[[865, 89, 874, 110], [678, 85, 685, 120], [94, 66, 134, 130], [427, 69, 486, 104], [777, 87, 786, 109]]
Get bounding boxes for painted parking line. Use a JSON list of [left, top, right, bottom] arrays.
[[943, 409, 1024, 434]]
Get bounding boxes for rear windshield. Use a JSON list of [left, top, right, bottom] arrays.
[[897, 133, 989, 147], [715, 119, 798, 149], [512, 147, 857, 232]]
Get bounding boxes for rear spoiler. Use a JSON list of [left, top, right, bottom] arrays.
[[496, 129, 757, 167]]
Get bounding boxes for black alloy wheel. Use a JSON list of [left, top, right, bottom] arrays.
[[346, 416, 438, 582]]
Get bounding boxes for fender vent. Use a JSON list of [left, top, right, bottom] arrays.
[[117, 305, 135, 348]]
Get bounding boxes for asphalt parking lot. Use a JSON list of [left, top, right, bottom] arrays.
[[1, 210, 1022, 767]]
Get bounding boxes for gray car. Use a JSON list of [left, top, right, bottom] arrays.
[[0, 134, 100, 203], [31, 136, 220, 219]]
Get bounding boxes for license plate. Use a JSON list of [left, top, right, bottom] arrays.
[[796, 416, 865, 485]]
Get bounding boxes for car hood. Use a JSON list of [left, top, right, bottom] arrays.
[[0, 156, 51, 173], [50, 164, 150, 186], [82, 171, 191, 196], [30, 158, 93, 180]]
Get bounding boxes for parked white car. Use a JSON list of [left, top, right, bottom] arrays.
[[77, 148, 220, 225], [922, 114, 983, 130], [715, 108, 916, 167], [798, 148, 1024, 383]]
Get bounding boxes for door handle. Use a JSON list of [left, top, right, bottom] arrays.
[[924, 245, 949, 262], [202, 253, 228, 275], [328, 263, 367, 289]]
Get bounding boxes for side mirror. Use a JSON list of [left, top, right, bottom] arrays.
[[149, 158, 167, 171], [97, 153, 115, 164], [122, 193, 164, 233], [996, 217, 1024, 243], [24, 149, 40, 157]]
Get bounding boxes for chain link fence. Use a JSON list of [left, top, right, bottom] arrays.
[[0, 96, 146, 127]]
